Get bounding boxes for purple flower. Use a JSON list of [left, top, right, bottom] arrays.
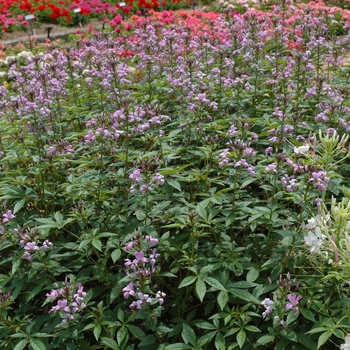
[[153, 173, 165, 185], [138, 292, 153, 303], [285, 294, 302, 313], [265, 163, 278, 174], [122, 282, 135, 299], [265, 147, 273, 157], [145, 235, 159, 244], [308, 171, 330, 191], [42, 240, 53, 251], [129, 300, 143, 310], [129, 169, 142, 183], [2, 210, 15, 223], [261, 298, 274, 319], [156, 291, 166, 305], [24, 242, 40, 252], [228, 125, 237, 138], [235, 159, 248, 168], [134, 251, 148, 264], [125, 242, 135, 250]]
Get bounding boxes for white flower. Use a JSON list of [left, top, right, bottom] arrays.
[[294, 145, 310, 155], [340, 334, 350, 350], [303, 214, 330, 231], [305, 217, 317, 230], [304, 227, 326, 254]]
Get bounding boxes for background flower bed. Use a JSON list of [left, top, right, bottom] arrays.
[[0, 0, 193, 37], [2, 3, 350, 350]]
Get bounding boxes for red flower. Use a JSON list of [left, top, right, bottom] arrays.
[[80, 8, 90, 15], [50, 12, 59, 19], [20, 1, 32, 11]]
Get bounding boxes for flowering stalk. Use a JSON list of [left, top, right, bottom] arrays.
[[122, 231, 166, 313]]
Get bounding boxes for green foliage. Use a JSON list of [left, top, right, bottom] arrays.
[[1, 6, 350, 349]]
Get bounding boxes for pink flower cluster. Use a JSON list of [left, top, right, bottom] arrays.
[[122, 232, 166, 310], [14, 228, 53, 262], [46, 279, 87, 325]]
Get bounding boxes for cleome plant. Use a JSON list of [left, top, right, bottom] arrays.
[[2, 4, 350, 349]]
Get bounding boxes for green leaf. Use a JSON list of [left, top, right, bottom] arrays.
[[301, 309, 316, 323], [297, 333, 317, 350], [240, 178, 255, 189], [13, 199, 25, 214], [10, 333, 28, 338], [256, 334, 275, 346], [281, 236, 293, 246], [92, 238, 102, 252], [246, 268, 259, 282], [26, 284, 43, 302], [29, 338, 46, 350], [198, 331, 217, 347], [215, 332, 225, 350], [93, 324, 102, 341], [111, 249, 121, 263], [317, 331, 332, 348], [192, 320, 216, 330], [306, 327, 327, 335], [167, 179, 182, 191], [229, 281, 257, 288], [286, 310, 299, 326], [12, 259, 21, 276], [217, 290, 229, 311], [237, 329, 246, 349], [196, 201, 208, 221], [204, 277, 226, 291], [165, 344, 193, 349], [101, 337, 120, 350], [195, 277, 206, 302], [227, 287, 260, 304], [244, 325, 261, 333], [54, 212, 64, 227], [117, 326, 127, 346], [11, 279, 24, 300], [139, 334, 157, 347], [117, 308, 124, 322], [34, 218, 57, 227], [182, 324, 197, 346], [14, 339, 28, 350], [178, 275, 197, 288], [126, 325, 145, 340]]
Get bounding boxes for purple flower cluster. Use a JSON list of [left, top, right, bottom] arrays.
[[261, 298, 274, 319], [122, 232, 166, 310], [281, 174, 298, 192], [14, 228, 53, 262], [285, 293, 302, 313], [308, 171, 330, 192], [46, 279, 86, 325], [1, 210, 15, 224], [129, 168, 165, 195]]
